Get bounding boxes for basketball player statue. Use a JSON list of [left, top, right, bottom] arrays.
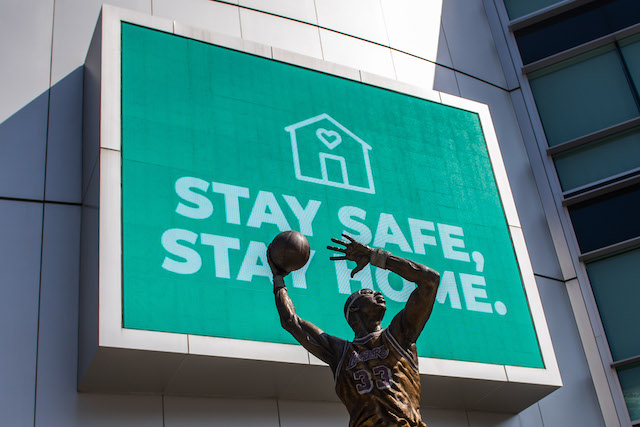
[[268, 233, 440, 427]]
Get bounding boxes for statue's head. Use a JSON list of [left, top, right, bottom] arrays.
[[344, 288, 387, 331]]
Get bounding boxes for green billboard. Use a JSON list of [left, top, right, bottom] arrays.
[[121, 23, 543, 368]]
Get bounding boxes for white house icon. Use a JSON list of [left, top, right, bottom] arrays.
[[284, 113, 375, 194]]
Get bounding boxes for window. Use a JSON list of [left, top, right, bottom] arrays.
[[585, 248, 640, 361], [621, 33, 640, 93], [503, 0, 564, 20], [617, 363, 640, 422], [586, 248, 640, 424], [529, 45, 639, 146], [553, 127, 640, 191], [514, 0, 640, 64], [568, 184, 640, 253]]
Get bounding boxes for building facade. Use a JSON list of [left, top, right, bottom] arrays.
[[494, 0, 640, 424], [0, 0, 636, 425]]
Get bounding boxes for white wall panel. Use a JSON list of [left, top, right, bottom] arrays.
[[272, 47, 360, 81], [239, 0, 318, 24], [440, 0, 507, 88], [380, 0, 443, 62], [50, 0, 150, 85], [0, 200, 43, 426], [421, 408, 469, 427], [433, 24, 458, 96], [0, 0, 52, 199], [434, 65, 460, 96], [278, 400, 349, 427], [153, 0, 241, 38], [240, 8, 322, 58], [319, 29, 395, 79], [534, 277, 605, 427], [34, 204, 81, 427], [467, 411, 521, 426], [74, 394, 163, 426], [481, 0, 519, 90], [315, 0, 389, 46], [0, 92, 47, 199], [34, 204, 163, 427], [45, 67, 83, 203], [164, 396, 279, 427], [455, 72, 563, 280], [78, 161, 99, 382], [391, 50, 437, 90], [508, 88, 577, 280], [0, 0, 53, 124], [517, 403, 545, 427], [436, 25, 455, 69]]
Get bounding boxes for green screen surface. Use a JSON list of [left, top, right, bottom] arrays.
[[121, 23, 543, 368]]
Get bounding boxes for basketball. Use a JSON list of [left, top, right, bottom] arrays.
[[268, 230, 311, 274]]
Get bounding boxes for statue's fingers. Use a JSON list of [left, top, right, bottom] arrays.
[[342, 234, 355, 242], [327, 246, 346, 253], [350, 263, 365, 278], [330, 237, 348, 246], [330, 255, 347, 261]]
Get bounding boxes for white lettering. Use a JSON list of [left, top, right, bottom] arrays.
[[460, 273, 492, 313], [438, 224, 470, 262], [408, 218, 436, 255], [211, 181, 249, 225], [283, 195, 321, 236], [247, 191, 291, 232], [200, 233, 240, 279], [237, 240, 272, 282], [338, 206, 372, 244], [161, 228, 202, 274], [175, 177, 213, 219], [373, 213, 412, 253], [436, 271, 462, 309]]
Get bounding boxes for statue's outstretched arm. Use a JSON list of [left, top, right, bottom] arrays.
[[270, 249, 345, 370], [385, 254, 440, 347]]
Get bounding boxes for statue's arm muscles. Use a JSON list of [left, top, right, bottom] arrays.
[[275, 286, 345, 369], [386, 255, 440, 348]]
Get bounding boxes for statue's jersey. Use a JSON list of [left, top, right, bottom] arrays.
[[333, 329, 426, 427]]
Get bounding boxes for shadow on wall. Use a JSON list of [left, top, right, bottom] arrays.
[[433, 0, 459, 96], [0, 66, 84, 203]]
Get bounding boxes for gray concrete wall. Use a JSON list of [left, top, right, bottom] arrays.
[[0, 0, 605, 425]]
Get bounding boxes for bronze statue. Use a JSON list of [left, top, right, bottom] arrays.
[[268, 233, 440, 426]]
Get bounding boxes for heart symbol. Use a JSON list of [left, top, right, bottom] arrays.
[[316, 128, 342, 149]]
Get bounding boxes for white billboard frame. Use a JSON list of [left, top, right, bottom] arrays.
[[79, 5, 561, 412]]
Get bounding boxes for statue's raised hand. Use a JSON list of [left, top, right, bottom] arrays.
[[327, 234, 372, 278], [267, 247, 289, 277]]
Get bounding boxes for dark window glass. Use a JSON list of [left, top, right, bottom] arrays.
[[554, 127, 640, 191], [568, 184, 640, 253], [617, 363, 640, 421], [586, 249, 640, 361], [620, 33, 640, 97], [515, 0, 640, 64], [529, 45, 639, 146], [503, 0, 564, 20]]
